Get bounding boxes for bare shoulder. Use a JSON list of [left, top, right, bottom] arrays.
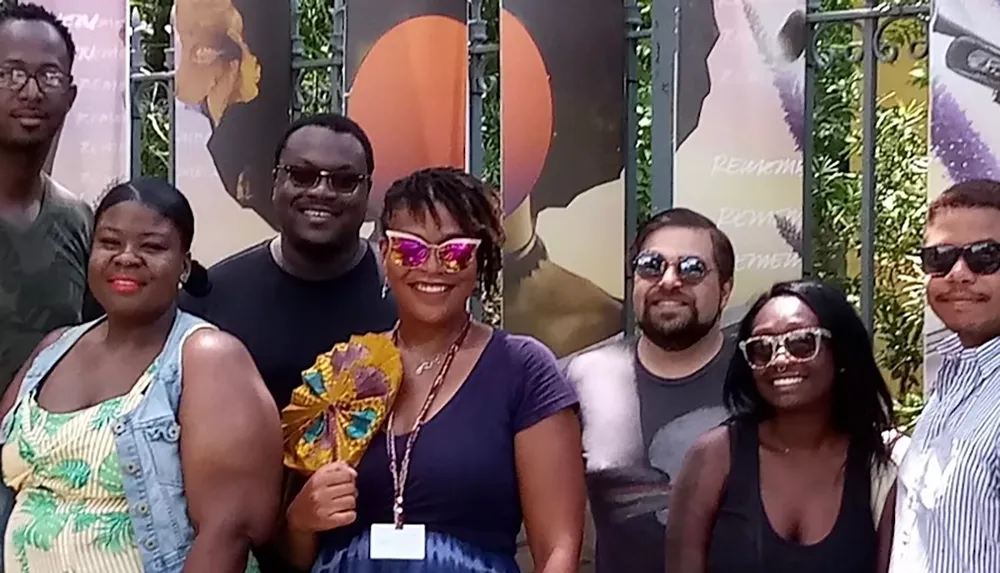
[[685, 425, 731, 472], [182, 328, 252, 363], [180, 328, 262, 394], [179, 328, 275, 414]]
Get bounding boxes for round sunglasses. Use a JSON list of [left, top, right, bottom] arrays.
[[738, 327, 831, 370], [384, 230, 481, 273], [632, 251, 710, 285], [920, 240, 1000, 276]]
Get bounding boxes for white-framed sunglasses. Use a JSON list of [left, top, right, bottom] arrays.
[[738, 327, 832, 370]]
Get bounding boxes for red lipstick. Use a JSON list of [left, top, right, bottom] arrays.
[[109, 276, 141, 294]]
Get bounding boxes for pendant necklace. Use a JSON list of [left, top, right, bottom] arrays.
[[414, 355, 443, 376]]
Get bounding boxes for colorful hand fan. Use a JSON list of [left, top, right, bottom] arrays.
[[281, 333, 403, 474]]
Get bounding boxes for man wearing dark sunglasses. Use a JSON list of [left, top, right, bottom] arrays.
[[562, 208, 735, 573], [0, 4, 92, 395], [890, 179, 1000, 573], [179, 113, 398, 573]]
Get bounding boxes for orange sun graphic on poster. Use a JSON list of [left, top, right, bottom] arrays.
[[500, 9, 553, 215], [348, 15, 468, 217]]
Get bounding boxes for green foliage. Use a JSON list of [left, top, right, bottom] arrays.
[[295, 0, 333, 115], [808, 0, 929, 427], [132, 0, 172, 179], [636, 1, 653, 221]]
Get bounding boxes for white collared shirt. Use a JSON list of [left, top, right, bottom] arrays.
[[890, 334, 1000, 573]]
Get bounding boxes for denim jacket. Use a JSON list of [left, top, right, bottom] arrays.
[[0, 310, 211, 572]]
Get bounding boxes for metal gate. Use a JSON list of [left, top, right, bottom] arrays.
[[125, 0, 931, 340]]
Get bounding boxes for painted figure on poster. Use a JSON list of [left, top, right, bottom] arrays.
[[173, 0, 290, 228], [501, 0, 720, 357]]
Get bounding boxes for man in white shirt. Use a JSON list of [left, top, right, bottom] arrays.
[[891, 179, 1000, 573]]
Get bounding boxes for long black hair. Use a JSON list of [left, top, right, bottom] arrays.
[[380, 167, 504, 300], [93, 177, 211, 297], [724, 279, 893, 465]]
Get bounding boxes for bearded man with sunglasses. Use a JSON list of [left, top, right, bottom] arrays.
[[562, 208, 735, 573], [179, 113, 397, 573], [890, 179, 1000, 573]]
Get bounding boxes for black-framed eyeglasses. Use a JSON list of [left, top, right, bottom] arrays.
[[0, 64, 72, 94], [920, 240, 1000, 277], [738, 327, 831, 370], [275, 164, 370, 195], [632, 251, 710, 285]]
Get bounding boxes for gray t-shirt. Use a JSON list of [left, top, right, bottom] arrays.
[[0, 177, 92, 391], [578, 335, 735, 573]]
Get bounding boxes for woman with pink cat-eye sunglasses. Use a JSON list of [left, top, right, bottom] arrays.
[[284, 167, 586, 573]]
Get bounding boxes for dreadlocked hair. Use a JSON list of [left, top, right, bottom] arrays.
[[380, 167, 505, 300]]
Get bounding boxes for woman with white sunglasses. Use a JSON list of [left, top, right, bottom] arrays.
[[666, 279, 897, 573]]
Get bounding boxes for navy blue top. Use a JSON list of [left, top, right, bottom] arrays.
[[316, 330, 578, 571]]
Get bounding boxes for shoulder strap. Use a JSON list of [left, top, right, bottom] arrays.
[[155, 310, 215, 413], [869, 459, 897, 528], [1, 318, 102, 438]]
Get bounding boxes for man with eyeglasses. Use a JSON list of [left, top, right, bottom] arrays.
[[0, 3, 90, 393], [561, 208, 735, 573], [179, 112, 397, 573], [890, 179, 1000, 573]]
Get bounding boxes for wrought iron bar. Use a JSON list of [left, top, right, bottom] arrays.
[[805, 4, 928, 24], [130, 71, 175, 82], [467, 0, 489, 320], [623, 0, 642, 335], [650, 0, 677, 212], [165, 29, 177, 186], [129, 8, 144, 179], [860, 0, 879, 335], [289, 0, 304, 118], [293, 59, 339, 70], [801, 0, 820, 278], [331, 0, 346, 113], [468, 0, 488, 180]]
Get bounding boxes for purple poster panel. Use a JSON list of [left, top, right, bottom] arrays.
[[39, 2, 129, 204], [925, 2, 1000, 389], [172, 0, 290, 264], [673, 0, 805, 330]]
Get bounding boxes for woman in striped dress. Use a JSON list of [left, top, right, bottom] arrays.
[[0, 178, 283, 573]]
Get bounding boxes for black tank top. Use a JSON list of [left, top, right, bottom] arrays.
[[705, 421, 876, 573]]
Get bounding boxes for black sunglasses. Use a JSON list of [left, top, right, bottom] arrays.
[[632, 251, 710, 285], [276, 164, 370, 195], [920, 240, 1000, 276]]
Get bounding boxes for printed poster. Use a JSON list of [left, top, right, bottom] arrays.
[[172, 0, 290, 264], [500, 0, 625, 358], [345, 0, 468, 224], [42, 1, 129, 204], [673, 0, 806, 330]]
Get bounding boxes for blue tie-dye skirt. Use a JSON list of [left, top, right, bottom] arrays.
[[311, 530, 521, 573]]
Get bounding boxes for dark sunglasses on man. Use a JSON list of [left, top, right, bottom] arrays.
[[275, 164, 370, 195], [920, 240, 1000, 276], [632, 251, 710, 285]]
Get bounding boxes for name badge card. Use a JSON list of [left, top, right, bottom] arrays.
[[370, 523, 426, 560]]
